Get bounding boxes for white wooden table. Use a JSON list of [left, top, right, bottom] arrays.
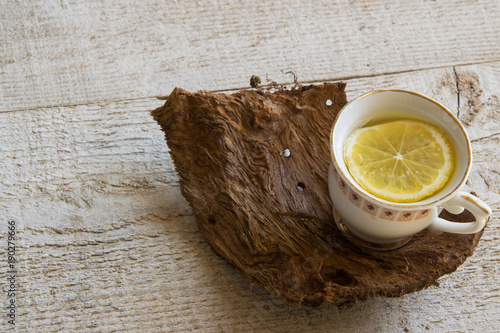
[[1, 1, 499, 332]]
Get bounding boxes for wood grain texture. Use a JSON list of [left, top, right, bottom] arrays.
[[1, 62, 498, 332], [1, 0, 500, 111]]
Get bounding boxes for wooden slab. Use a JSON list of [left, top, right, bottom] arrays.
[[1, 0, 500, 111], [152, 83, 484, 307]]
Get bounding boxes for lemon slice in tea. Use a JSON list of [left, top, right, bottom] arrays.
[[344, 119, 454, 203]]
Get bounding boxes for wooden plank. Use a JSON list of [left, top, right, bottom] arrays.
[[1, 0, 500, 111], [454, 63, 500, 208], [1, 62, 498, 332]]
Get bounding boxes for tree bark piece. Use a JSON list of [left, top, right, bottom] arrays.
[[152, 83, 483, 307]]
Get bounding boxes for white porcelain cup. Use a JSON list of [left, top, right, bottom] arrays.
[[328, 90, 492, 250]]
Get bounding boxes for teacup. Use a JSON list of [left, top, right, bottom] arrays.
[[328, 89, 492, 250]]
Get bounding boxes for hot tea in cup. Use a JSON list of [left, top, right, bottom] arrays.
[[343, 117, 455, 203], [328, 90, 491, 250]]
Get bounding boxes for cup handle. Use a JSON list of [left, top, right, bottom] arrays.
[[427, 192, 492, 235]]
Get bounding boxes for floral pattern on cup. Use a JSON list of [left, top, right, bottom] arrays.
[[348, 191, 362, 207], [379, 209, 397, 221], [398, 211, 416, 221], [333, 166, 430, 223], [332, 166, 339, 181], [362, 202, 379, 216], [339, 179, 348, 195], [414, 209, 430, 220]]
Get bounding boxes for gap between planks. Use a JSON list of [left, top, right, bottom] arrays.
[[2, 59, 499, 113]]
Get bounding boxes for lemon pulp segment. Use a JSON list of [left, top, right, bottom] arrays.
[[343, 119, 454, 203]]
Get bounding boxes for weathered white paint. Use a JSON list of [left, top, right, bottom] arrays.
[[1, 0, 500, 111], [0, 0, 499, 332]]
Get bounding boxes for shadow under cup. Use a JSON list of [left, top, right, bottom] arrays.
[[329, 90, 473, 250]]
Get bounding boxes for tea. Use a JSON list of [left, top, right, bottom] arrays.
[[343, 117, 455, 203]]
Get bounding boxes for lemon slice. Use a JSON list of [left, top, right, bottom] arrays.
[[344, 119, 454, 203]]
